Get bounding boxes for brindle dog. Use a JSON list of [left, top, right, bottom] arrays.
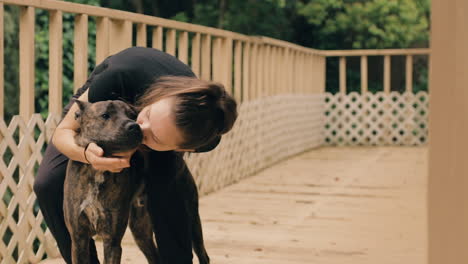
[[63, 100, 210, 264]]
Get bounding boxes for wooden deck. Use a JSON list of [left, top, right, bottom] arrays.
[[41, 146, 428, 264]]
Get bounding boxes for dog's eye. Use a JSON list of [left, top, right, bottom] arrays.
[[101, 113, 110, 120]]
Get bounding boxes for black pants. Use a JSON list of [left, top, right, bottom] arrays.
[[34, 142, 194, 264]]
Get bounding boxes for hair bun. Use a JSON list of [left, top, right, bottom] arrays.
[[214, 88, 236, 135]]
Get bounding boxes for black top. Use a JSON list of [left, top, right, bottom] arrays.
[[65, 47, 219, 153], [86, 47, 195, 104]]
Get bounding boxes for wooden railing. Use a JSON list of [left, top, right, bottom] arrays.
[[322, 48, 430, 94], [0, 0, 327, 263], [0, 0, 325, 123], [322, 49, 431, 146]]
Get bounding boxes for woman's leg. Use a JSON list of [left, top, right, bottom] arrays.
[[33, 141, 99, 264], [144, 151, 194, 264]]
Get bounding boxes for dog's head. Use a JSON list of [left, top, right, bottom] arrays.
[[74, 100, 143, 155]]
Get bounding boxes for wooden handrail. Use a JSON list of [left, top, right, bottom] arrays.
[[321, 48, 430, 57]]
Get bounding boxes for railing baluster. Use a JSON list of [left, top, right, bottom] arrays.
[[19, 6, 35, 120], [109, 19, 132, 55], [212, 37, 222, 83], [178, 31, 188, 64], [361, 56, 368, 93], [152, 26, 163, 50], [191, 33, 201, 77], [74, 14, 88, 92], [200, 34, 211, 81], [234, 40, 242, 102], [249, 42, 257, 100], [136, 23, 147, 47], [339, 56, 346, 94], [49, 10, 63, 116], [165, 29, 176, 56], [223, 37, 233, 94], [96, 17, 110, 64], [384, 55, 391, 93], [242, 41, 250, 102], [406, 55, 413, 93]]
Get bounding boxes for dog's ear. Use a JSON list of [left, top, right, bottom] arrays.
[[73, 99, 90, 120], [74, 99, 90, 111]]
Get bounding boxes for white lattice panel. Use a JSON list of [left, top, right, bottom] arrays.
[[0, 95, 325, 263], [0, 114, 61, 264], [324, 91, 429, 146], [184, 94, 325, 195]]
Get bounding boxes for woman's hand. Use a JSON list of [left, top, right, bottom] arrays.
[[85, 143, 131, 173]]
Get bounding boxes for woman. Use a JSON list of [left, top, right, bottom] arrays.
[[34, 47, 238, 264]]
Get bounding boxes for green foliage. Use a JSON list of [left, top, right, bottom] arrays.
[[297, 0, 430, 49], [171, 0, 293, 41]]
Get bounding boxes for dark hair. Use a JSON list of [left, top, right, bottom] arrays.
[[135, 76, 238, 152]]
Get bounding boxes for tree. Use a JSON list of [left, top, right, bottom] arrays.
[[297, 0, 430, 49]]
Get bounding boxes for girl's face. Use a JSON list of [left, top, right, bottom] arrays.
[[136, 97, 193, 152]]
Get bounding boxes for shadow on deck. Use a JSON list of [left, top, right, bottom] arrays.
[[41, 146, 427, 264]]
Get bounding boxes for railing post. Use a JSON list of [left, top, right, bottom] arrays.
[[429, 0, 468, 263], [49, 10, 63, 116]]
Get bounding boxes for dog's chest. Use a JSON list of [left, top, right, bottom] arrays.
[[73, 165, 136, 233]]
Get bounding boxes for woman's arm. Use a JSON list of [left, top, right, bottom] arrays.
[[52, 90, 130, 172]]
